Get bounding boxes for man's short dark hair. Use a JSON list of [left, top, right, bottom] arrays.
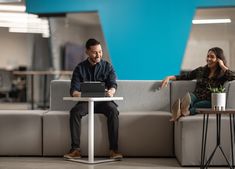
[[85, 39, 100, 49]]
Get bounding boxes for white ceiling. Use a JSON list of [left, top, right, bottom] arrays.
[[191, 7, 235, 40], [195, 7, 235, 20], [0, 0, 24, 5], [65, 8, 235, 27], [66, 12, 100, 26]]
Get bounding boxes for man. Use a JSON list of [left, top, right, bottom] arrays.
[[64, 38, 123, 159]]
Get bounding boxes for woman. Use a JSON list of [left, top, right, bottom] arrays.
[[160, 47, 235, 121]]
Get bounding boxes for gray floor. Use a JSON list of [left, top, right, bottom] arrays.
[[0, 157, 229, 169]]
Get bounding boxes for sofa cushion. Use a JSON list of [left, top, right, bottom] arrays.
[[119, 111, 173, 156], [50, 80, 76, 111], [50, 80, 171, 112], [175, 114, 232, 166], [0, 110, 44, 156], [43, 111, 109, 156], [43, 110, 173, 157], [115, 80, 170, 112], [170, 81, 196, 108], [226, 80, 235, 109]]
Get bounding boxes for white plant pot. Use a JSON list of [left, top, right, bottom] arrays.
[[211, 93, 226, 110]]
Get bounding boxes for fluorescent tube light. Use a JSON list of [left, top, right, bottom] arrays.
[[192, 19, 231, 24], [9, 23, 49, 29], [0, 12, 38, 18], [0, 13, 39, 23], [0, 0, 21, 2], [0, 11, 50, 38], [9, 27, 50, 38], [0, 5, 25, 12], [9, 27, 47, 33]]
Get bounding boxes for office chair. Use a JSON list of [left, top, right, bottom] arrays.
[[0, 69, 13, 102]]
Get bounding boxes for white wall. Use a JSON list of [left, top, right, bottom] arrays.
[[230, 41, 235, 70], [85, 25, 110, 62], [0, 28, 34, 70], [49, 17, 110, 70], [49, 18, 86, 70], [183, 39, 230, 70], [182, 23, 235, 71]]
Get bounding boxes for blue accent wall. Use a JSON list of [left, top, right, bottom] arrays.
[[26, 0, 235, 80]]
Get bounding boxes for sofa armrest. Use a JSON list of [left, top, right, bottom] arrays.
[[225, 80, 235, 109]]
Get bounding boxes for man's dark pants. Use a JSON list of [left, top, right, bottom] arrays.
[[70, 101, 119, 151]]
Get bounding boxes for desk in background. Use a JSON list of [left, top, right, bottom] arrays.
[[13, 70, 72, 109]]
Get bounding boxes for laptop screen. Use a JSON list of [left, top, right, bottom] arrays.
[[80, 82, 106, 97]]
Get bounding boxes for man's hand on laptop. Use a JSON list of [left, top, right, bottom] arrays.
[[72, 91, 81, 97], [105, 88, 116, 97]]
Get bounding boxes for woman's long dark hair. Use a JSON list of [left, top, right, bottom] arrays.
[[207, 47, 227, 79]]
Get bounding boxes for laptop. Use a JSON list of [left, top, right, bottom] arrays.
[[80, 81, 106, 97]]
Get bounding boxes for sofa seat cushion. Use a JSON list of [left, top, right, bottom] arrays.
[[175, 114, 232, 166], [43, 110, 173, 156], [0, 110, 45, 156], [119, 111, 173, 156], [43, 111, 109, 156]]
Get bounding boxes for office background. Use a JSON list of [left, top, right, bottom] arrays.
[[26, 0, 235, 80]]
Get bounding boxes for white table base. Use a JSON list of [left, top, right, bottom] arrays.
[[67, 158, 120, 164]]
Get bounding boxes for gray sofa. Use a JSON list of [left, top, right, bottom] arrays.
[[44, 80, 173, 156], [172, 80, 235, 166], [0, 79, 235, 166]]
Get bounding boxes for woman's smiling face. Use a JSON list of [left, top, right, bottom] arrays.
[[206, 50, 218, 69]]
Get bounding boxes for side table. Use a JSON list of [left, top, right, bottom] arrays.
[[197, 108, 235, 169]]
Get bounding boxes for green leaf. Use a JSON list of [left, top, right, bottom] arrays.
[[207, 84, 225, 93]]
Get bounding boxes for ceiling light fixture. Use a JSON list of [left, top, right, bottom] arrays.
[[9, 27, 50, 38], [192, 19, 231, 24], [0, 5, 25, 12], [0, 0, 21, 3], [0, 11, 50, 38]]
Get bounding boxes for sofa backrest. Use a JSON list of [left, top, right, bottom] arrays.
[[50, 80, 170, 112], [226, 80, 235, 109], [170, 80, 235, 110], [50, 80, 76, 111], [115, 80, 170, 112], [170, 81, 196, 108]]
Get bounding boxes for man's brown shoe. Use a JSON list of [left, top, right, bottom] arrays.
[[110, 150, 123, 159], [64, 149, 81, 159]]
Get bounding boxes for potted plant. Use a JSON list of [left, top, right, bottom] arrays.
[[208, 85, 226, 110]]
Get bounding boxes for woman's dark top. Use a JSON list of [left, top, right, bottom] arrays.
[[175, 66, 235, 101]]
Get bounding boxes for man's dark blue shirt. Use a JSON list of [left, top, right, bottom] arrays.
[[70, 59, 117, 96]]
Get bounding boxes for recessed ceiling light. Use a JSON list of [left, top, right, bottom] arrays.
[[192, 19, 231, 24]]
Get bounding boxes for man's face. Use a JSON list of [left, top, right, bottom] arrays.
[[86, 44, 103, 64]]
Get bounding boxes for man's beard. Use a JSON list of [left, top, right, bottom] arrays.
[[89, 57, 101, 64]]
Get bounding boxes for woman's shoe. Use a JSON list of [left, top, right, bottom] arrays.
[[170, 99, 181, 121], [181, 92, 191, 116]]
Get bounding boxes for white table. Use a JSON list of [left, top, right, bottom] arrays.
[[63, 96, 124, 164]]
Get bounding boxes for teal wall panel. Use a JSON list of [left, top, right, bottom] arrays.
[[26, 0, 235, 80]]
